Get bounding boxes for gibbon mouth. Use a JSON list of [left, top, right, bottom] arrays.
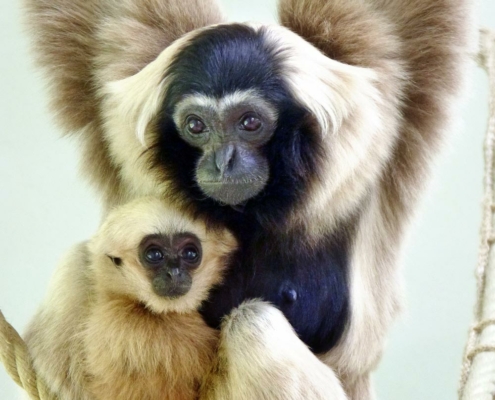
[[197, 179, 266, 205], [152, 275, 191, 298]]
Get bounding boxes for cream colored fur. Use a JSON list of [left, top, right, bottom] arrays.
[[25, 198, 237, 399], [24, 243, 93, 400], [201, 301, 347, 400], [23, 0, 475, 398]]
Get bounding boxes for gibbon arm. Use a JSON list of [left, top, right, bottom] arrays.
[[278, 0, 474, 396], [201, 301, 347, 400]]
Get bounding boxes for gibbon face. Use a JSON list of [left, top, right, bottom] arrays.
[[155, 24, 320, 225], [137, 232, 203, 298], [89, 198, 237, 313], [105, 23, 393, 228]]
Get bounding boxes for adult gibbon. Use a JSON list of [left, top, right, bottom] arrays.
[[23, 0, 474, 398]]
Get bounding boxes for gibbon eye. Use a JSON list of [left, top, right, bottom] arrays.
[[240, 114, 262, 132], [144, 246, 165, 264], [186, 116, 207, 135], [179, 245, 200, 264]]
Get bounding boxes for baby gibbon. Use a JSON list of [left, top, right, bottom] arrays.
[[25, 198, 236, 400]]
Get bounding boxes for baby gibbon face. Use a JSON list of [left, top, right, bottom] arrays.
[[138, 232, 202, 298], [88, 197, 237, 314]]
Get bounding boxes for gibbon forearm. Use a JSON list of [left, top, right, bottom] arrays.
[[279, 0, 474, 227]]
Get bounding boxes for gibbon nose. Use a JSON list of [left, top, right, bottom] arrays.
[[214, 144, 235, 176], [167, 267, 180, 278]]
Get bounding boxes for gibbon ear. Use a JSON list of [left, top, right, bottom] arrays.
[[106, 255, 122, 267]]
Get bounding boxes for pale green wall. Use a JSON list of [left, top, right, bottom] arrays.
[[0, 1, 492, 398]]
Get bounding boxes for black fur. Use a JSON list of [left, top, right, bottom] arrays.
[[154, 24, 350, 354], [201, 226, 351, 354]]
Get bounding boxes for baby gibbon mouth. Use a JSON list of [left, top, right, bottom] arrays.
[[152, 272, 192, 298]]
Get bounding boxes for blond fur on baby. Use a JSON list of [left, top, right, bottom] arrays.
[[24, 198, 236, 400]]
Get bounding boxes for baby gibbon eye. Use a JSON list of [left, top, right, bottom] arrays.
[[239, 113, 262, 132], [186, 116, 207, 135], [179, 245, 201, 265], [144, 246, 165, 265]]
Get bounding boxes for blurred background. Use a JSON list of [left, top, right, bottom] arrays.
[[0, 1, 493, 398]]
